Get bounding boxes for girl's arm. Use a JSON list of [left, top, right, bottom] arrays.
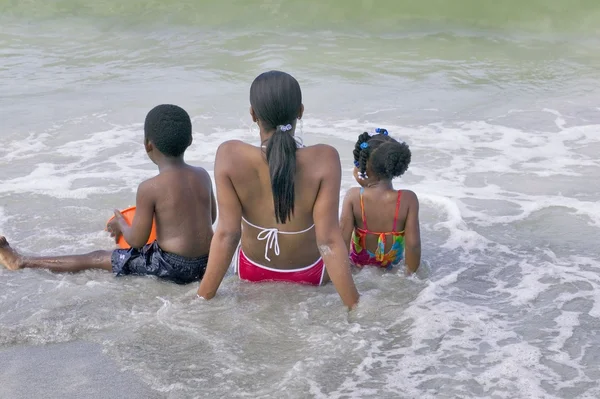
[[313, 145, 359, 309], [340, 188, 358, 254], [403, 190, 421, 273], [197, 142, 242, 299]]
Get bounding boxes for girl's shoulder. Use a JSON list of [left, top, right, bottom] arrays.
[[398, 189, 419, 205], [344, 187, 361, 199]]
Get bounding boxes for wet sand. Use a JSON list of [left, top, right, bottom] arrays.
[[0, 341, 163, 399]]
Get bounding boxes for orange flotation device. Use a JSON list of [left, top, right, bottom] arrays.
[[106, 206, 157, 249]]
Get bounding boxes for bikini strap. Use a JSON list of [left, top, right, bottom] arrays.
[[392, 190, 403, 232], [359, 187, 368, 230], [241, 216, 315, 262]]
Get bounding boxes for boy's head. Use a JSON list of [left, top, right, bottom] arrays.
[[144, 104, 192, 158], [353, 129, 411, 185]]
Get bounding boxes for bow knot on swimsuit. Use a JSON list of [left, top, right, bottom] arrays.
[[255, 227, 280, 261]]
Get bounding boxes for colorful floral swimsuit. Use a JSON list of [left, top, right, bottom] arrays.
[[349, 188, 405, 269]]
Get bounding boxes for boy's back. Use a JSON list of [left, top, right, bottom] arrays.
[[150, 165, 215, 258], [1, 104, 215, 285]]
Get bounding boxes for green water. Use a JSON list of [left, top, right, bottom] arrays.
[[2, 0, 600, 34]]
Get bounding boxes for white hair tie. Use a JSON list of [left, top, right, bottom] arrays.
[[279, 124, 293, 132]]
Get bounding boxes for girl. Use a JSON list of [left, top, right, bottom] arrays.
[[341, 129, 421, 273]]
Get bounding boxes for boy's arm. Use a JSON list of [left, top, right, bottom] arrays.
[[198, 142, 242, 299], [340, 188, 357, 254], [116, 180, 155, 249], [403, 191, 421, 274], [313, 146, 359, 309]]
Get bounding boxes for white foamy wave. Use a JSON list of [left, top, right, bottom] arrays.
[[1, 107, 600, 398], [0, 207, 5, 232]]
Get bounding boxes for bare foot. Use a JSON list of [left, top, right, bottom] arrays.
[[0, 236, 23, 270]]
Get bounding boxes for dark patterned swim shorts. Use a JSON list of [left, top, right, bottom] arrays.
[[111, 241, 208, 285]]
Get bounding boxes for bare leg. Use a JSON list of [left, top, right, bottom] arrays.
[[0, 236, 112, 273]]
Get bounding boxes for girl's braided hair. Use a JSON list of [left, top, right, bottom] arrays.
[[353, 129, 411, 180]]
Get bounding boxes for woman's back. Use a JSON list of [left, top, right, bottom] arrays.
[[224, 140, 328, 268]]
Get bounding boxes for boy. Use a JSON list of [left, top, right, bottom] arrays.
[[0, 104, 215, 284]]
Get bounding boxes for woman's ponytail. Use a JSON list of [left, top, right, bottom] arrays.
[[250, 71, 303, 224], [266, 124, 297, 223]]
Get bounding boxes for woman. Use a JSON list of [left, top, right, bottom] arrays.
[[197, 71, 359, 309]]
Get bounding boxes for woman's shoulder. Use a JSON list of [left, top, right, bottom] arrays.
[[301, 144, 340, 164], [215, 140, 261, 173], [300, 144, 342, 180], [216, 139, 258, 159], [217, 139, 254, 152], [304, 143, 339, 155]]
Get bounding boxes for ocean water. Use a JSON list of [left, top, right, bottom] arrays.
[[1, 1, 600, 398]]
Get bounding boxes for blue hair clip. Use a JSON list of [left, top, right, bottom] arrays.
[[360, 142, 369, 149], [369, 128, 389, 137], [353, 160, 359, 167]]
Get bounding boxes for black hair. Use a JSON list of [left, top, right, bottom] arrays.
[[353, 130, 411, 180], [144, 104, 192, 157], [249, 71, 302, 223]]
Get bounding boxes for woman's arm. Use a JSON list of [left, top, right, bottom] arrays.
[[210, 184, 217, 225], [198, 142, 242, 299], [340, 188, 358, 254], [403, 191, 421, 274], [313, 145, 359, 309]]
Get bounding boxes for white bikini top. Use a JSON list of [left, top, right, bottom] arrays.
[[241, 217, 315, 262]]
